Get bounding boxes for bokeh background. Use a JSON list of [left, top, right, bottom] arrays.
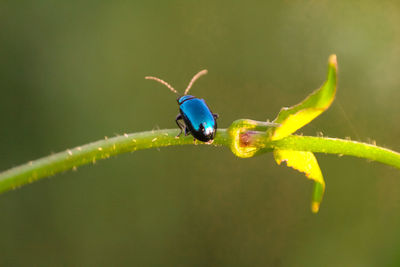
[[1, 1, 400, 266]]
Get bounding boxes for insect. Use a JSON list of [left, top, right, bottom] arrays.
[[145, 70, 218, 143]]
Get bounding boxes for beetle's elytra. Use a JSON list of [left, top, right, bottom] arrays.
[[145, 70, 218, 143]]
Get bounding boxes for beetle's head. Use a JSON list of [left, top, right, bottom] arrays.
[[199, 122, 216, 142]]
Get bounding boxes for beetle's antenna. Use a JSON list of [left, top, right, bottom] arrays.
[[184, 69, 208, 95], [145, 76, 179, 94]]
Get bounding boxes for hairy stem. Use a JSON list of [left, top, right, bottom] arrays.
[[267, 135, 400, 169], [0, 129, 230, 194], [0, 128, 398, 195]]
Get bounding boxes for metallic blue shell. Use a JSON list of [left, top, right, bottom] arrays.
[[178, 95, 217, 142], [178, 95, 195, 104]]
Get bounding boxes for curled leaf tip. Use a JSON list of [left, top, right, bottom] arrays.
[[311, 202, 320, 213], [329, 54, 337, 69]]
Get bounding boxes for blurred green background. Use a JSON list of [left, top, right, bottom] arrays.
[[1, 1, 400, 266]]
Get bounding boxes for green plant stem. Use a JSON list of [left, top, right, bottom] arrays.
[[0, 128, 398, 195], [267, 135, 400, 169], [0, 129, 230, 194]]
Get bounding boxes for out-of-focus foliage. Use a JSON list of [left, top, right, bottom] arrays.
[[0, 1, 400, 266]]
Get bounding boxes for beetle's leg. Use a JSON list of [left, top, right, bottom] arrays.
[[213, 113, 219, 119], [175, 114, 185, 137], [184, 127, 190, 136]]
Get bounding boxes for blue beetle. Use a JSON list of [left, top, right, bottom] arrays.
[[145, 70, 218, 143]]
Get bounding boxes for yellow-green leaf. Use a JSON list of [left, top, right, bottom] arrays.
[[273, 149, 325, 213], [270, 55, 337, 141]]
